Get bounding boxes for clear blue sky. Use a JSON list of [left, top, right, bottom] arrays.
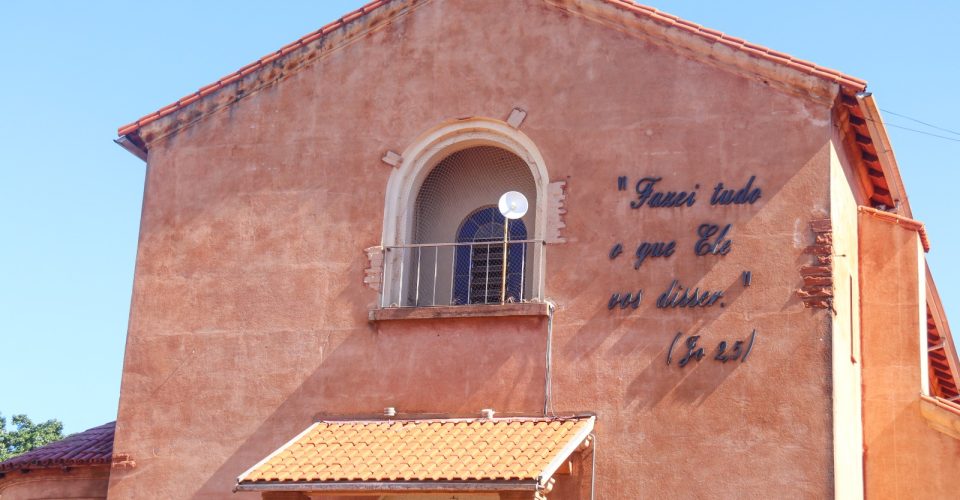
[[1, 1, 957, 434]]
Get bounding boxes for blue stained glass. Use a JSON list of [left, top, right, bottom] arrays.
[[453, 206, 527, 305]]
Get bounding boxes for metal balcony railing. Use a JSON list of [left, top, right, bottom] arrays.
[[380, 240, 544, 308]]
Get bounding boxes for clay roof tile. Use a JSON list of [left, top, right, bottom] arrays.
[[236, 416, 594, 488], [0, 421, 115, 472]]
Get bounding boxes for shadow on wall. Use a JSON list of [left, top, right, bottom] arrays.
[[193, 314, 550, 497], [126, 86, 833, 497], [129, 142, 833, 498], [558, 141, 831, 414]]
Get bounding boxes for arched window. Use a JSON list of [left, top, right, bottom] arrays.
[[453, 206, 528, 304], [378, 119, 550, 309]]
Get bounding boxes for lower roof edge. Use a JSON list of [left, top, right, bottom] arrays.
[[235, 479, 540, 493]]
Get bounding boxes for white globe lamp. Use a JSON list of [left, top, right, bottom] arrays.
[[497, 191, 529, 303]]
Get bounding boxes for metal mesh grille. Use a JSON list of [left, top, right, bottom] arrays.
[[385, 145, 539, 306], [414, 146, 536, 245]]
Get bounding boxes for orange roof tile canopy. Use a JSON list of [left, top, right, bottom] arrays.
[[236, 415, 595, 494]]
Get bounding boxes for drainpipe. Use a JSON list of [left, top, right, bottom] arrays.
[[590, 433, 597, 500], [544, 300, 556, 416]]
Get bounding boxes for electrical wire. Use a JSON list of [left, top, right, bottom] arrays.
[[880, 108, 960, 137], [857, 108, 960, 143], [858, 113, 960, 144], [882, 122, 960, 143]]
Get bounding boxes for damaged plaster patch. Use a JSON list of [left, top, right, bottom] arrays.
[[546, 181, 568, 244], [793, 218, 804, 248], [363, 246, 384, 291], [797, 218, 834, 310]]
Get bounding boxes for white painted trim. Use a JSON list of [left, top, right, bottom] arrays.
[[857, 94, 913, 217], [918, 238, 930, 397], [380, 118, 551, 303], [537, 416, 595, 489], [236, 422, 320, 483]]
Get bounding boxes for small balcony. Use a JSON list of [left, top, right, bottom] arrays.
[[374, 240, 545, 320]]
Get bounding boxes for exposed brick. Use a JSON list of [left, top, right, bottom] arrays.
[[803, 299, 833, 309], [810, 218, 832, 233], [111, 453, 136, 470], [797, 218, 833, 310], [546, 180, 568, 244], [804, 244, 832, 255], [803, 276, 833, 287], [799, 265, 831, 277], [798, 287, 833, 298], [363, 246, 384, 292]]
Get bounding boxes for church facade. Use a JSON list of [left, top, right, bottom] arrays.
[[3, 1, 959, 499]]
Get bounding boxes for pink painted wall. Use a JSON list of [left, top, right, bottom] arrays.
[[859, 212, 960, 498], [109, 0, 844, 497], [0, 466, 109, 500]]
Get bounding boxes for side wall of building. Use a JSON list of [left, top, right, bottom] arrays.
[[0, 467, 109, 500], [859, 211, 960, 498]]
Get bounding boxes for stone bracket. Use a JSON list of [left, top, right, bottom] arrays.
[[381, 150, 402, 168], [507, 107, 528, 129]]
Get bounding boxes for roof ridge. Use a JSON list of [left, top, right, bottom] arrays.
[[599, 0, 865, 88], [117, 0, 391, 137], [116, 0, 867, 140]]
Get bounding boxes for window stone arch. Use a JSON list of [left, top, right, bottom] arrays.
[[377, 118, 557, 307]]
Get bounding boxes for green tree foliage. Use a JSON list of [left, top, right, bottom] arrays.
[[0, 414, 64, 462]]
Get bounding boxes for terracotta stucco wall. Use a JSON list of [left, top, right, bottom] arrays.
[[109, 0, 840, 498], [859, 211, 960, 498], [0, 466, 109, 500]]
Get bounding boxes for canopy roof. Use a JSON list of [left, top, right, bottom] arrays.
[[236, 415, 594, 493]]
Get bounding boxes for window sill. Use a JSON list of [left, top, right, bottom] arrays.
[[369, 302, 550, 321]]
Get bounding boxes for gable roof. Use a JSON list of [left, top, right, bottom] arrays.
[[116, 0, 866, 145], [587, 0, 865, 89], [0, 421, 114, 473], [117, 0, 391, 140]]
